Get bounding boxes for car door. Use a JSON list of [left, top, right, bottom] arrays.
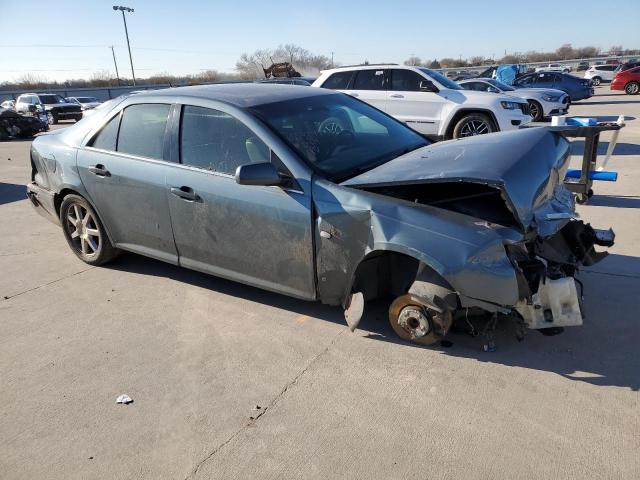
[[347, 69, 387, 111], [77, 102, 179, 264], [386, 68, 445, 136], [534, 72, 556, 89], [164, 104, 316, 300]]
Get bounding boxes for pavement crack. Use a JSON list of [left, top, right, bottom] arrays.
[[184, 329, 344, 480], [1, 267, 95, 301]]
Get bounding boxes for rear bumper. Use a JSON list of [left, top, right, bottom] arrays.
[[26, 182, 59, 226]]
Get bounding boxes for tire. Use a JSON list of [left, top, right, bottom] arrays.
[[591, 76, 601, 86], [452, 113, 495, 139], [625, 82, 639, 95], [75, 115, 83, 122], [50, 113, 58, 125], [528, 100, 544, 122], [59, 194, 119, 265]]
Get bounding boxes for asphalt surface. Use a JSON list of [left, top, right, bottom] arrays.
[[1, 90, 639, 480]]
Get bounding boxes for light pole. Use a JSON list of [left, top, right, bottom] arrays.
[[113, 6, 136, 85], [110, 45, 121, 86]]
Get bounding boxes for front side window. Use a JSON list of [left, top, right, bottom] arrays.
[[180, 106, 269, 175], [117, 104, 170, 160], [352, 69, 385, 90], [390, 69, 426, 91], [249, 93, 428, 182], [321, 71, 353, 90], [418, 68, 462, 90], [516, 75, 534, 85], [462, 81, 489, 92]]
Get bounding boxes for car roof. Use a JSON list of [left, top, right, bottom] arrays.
[[138, 83, 336, 107]]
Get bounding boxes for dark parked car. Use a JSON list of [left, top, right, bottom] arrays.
[[513, 72, 594, 101], [26, 84, 614, 345], [611, 66, 640, 94], [576, 61, 590, 71], [614, 61, 640, 74], [15, 93, 82, 124]]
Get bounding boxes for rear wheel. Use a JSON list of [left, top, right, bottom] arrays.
[[591, 76, 602, 86], [625, 82, 639, 95], [452, 113, 495, 139], [59, 194, 119, 265], [528, 100, 543, 122]]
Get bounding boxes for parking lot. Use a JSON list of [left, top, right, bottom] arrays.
[[1, 88, 639, 479]]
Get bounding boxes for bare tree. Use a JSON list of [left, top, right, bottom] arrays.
[[235, 44, 331, 79], [403, 56, 422, 66]]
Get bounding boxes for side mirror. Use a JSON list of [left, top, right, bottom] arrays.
[[235, 162, 287, 187], [419, 80, 439, 93]]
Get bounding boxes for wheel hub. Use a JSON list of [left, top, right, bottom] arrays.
[[397, 306, 431, 339]]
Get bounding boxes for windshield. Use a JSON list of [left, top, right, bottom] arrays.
[[487, 79, 515, 91], [250, 93, 428, 182], [418, 68, 462, 90], [39, 94, 67, 104]]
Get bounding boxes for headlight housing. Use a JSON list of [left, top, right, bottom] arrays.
[[500, 101, 521, 110], [542, 95, 561, 102]]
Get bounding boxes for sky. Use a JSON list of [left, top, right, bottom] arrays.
[[1, 0, 638, 82]]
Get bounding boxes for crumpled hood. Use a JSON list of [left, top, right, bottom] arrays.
[[342, 128, 573, 233]]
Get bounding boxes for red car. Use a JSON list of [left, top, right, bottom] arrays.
[[611, 66, 640, 95]]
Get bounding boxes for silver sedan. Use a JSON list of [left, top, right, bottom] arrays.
[[459, 78, 570, 122]]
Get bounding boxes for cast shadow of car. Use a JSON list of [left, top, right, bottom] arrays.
[[107, 251, 640, 391], [570, 140, 640, 156], [0, 182, 27, 206], [587, 195, 640, 208]]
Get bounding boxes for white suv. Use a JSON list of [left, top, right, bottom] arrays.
[[312, 65, 531, 140], [584, 65, 617, 85]]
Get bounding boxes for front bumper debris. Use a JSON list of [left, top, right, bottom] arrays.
[[515, 277, 583, 329]]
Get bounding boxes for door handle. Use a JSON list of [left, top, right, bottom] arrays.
[[390, 94, 404, 98], [88, 164, 110, 177], [170, 186, 198, 201]]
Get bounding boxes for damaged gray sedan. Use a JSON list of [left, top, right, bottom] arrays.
[[26, 84, 614, 345]]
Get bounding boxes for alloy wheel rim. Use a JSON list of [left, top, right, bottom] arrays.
[[66, 203, 100, 255], [628, 84, 639, 94], [529, 103, 539, 119], [459, 119, 489, 137]]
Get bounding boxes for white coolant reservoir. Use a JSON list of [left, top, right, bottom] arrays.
[[515, 277, 583, 329]]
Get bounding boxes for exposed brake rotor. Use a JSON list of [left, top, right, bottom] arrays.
[[389, 294, 452, 345]]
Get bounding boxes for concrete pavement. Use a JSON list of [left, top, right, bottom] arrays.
[[1, 92, 639, 479]]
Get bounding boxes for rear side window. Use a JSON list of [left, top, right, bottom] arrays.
[[390, 69, 425, 91], [321, 71, 353, 90], [353, 70, 385, 90], [91, 113, 121, 151], [117, 104, 170, 159], [180, 105, 269, 175]]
